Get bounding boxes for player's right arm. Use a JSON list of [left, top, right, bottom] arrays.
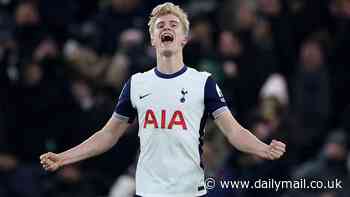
[[40, 117, 129, 171], [40, 79, 137, 171]]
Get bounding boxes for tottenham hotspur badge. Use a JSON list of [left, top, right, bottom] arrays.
[[180, 88, 188, 103]]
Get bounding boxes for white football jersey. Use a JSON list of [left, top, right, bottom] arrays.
[[113, 66, 228, 197]]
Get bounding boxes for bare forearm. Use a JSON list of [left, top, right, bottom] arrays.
[[58, 128, 120, 166], [40, 112, 133, 171], [226, 127, 268, 157], [215, 111, 268, 157]]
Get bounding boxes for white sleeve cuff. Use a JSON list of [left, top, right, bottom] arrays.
[[212, 106, 229, 119], [112, 112, 130, 122]]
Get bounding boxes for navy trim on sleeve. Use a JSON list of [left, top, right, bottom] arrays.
[[114, 79, 137, 123], [204, 76, 228, 119]]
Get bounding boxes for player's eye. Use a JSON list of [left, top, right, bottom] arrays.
[[157, 23, 164, 29], [170, 21, 178, 28]]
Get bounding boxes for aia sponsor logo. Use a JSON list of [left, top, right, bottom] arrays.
[[143, 109, 187, 130]]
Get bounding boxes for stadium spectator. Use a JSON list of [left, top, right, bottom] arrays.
[[292, 129, 349, 197], [93, 0, 146, 55], [294, 39, 331, 159]]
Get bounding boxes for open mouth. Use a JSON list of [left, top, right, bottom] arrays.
[[160, 32, 174, 43]]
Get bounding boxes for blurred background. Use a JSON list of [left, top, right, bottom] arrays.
[[0, 0, 350, 197]]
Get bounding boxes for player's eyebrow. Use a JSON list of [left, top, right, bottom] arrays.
[[156, 21, 165, 27], [169, 20, 179, 24], [156, 19, 179, 27]]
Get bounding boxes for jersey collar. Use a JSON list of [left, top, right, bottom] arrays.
[[154, 65, 187, 79]]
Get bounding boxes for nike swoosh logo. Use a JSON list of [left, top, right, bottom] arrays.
[[139, 93, 151, 99]]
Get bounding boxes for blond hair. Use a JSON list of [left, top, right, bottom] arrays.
[[148, 2, 190, 36]]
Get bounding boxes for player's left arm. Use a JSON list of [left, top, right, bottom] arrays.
[[204, 75, 285, 159], [214, 111, 286, 160]]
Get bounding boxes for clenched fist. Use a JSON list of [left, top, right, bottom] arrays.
[[263, 140, 286, 160], [40, 152, 63, 171]]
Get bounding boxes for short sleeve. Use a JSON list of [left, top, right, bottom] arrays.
[[113, 79, 137, 123], [204, 76, 229, 119]]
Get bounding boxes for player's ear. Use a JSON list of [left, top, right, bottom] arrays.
[[150, 33, 156, 47], [181, 34, 188, 46]]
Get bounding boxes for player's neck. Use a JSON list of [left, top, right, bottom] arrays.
[[156, 52, 184, 74]]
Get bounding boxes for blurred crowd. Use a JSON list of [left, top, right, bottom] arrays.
[[0, 0, 350, 197]]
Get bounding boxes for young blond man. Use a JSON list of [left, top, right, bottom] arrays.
[[40, 3, 286, 197]]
